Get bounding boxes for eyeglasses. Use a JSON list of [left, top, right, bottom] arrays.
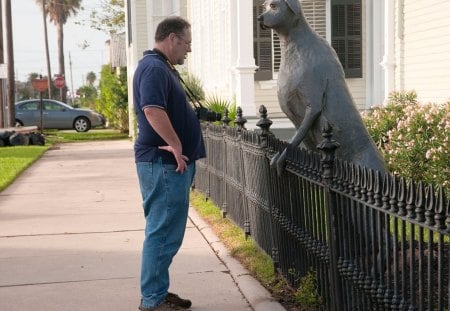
[[176, 35, 192, 48]]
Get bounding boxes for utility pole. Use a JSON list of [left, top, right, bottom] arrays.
[[69, 51, 74, 101], [4, 0, 15, 127], [42, 0, 52, 98], [0, 0, 4, 128]]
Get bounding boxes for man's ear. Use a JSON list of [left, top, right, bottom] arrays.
[[285, 0, 301, 15]]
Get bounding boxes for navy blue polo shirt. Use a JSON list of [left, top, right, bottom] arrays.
[[133, 50, 206, 164]]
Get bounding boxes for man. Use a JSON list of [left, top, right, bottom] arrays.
[[133, 16, 205, 311]]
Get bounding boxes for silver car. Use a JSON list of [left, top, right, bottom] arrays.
[[15, 99, 105, 132]]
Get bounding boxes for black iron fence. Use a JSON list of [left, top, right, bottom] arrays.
[[193, 106, 450, 311]]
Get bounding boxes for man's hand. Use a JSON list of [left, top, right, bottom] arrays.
[[159, 146, 189, 173], [144, 107, 188, 173]]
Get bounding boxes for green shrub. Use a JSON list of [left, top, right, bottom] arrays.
[[293, 270, 322, 308], [204, 94, 236, 125], [97, 65, 129, 132], [76, 85, 98, 110], [179, 70, 205, 102], [363, 91, 449, 191], [179, 70, 237, 125]]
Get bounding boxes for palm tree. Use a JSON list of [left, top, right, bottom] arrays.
[[86, 71, 96, 86], [0, 0, 4, 127], [4, 0, 15, 127], [36, 0, 82, 103], [36, 0, 52, 98]]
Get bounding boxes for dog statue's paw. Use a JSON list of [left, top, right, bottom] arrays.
[[270, 152, 280, 169], [270, 149, 287, 176]]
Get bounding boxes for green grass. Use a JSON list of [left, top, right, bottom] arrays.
[[0, 146, 48, 191], [190, 191, 323, 310], [190, 191, 275, 284], [0, 129, 129, 192], [45, 129, 130, 144]]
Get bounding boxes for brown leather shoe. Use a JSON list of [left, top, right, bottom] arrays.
[[165, 292, 192, 309]]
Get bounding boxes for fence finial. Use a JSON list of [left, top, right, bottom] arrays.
[[256, 105, 273, 136], [222, 108, 231, 127], [235, 107, 247, 131], [317, 121, 340, 181]]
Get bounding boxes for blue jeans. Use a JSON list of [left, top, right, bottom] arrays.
[[136, 159, 195, 308]]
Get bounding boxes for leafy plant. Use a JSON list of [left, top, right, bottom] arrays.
[[204, 94, 237, 125], [178, 70, 237, 125], [97, 65, 129, 132], [179, 69, 205, 102], [293, 270, 323, 308], [363, 91, 449, 191], [362, 91, 416, 149], [81, 0, 125, 35], [76, 85, 98, 110]]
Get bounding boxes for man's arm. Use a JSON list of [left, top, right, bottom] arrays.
[[144, 107, 189, 173]]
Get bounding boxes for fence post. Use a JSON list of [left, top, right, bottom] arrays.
[[255, 105, 279, 271], [221, 109, 230, 218], [317, 122, 342, 310], [205, 122, 211, 199], [235, 106, 250, 237], [256, 105, 273, 148]]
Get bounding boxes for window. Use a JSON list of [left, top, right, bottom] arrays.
[[253, 1, 275, 81], [44, 101, 65, 111], [331, 0, 362, 78], [20, 102, 39, 111]]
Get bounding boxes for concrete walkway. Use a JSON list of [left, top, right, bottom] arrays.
[[0, 140, 285, 311]]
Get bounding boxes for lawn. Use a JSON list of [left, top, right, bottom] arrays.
[[0, 129, 129, 192], [0, 146, 48, 191]]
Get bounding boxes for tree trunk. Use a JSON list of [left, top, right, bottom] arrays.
[[42, 0, 52, 99], [4, 0, 15, 127], [57, 21, 66, 103], [0, 0, 4, 128]]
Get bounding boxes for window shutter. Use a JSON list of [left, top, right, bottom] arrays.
[[300, 0, 327, 38], [273, 32, 281, 72], [254, 2, 273, 80], [331, 0, 362, 78]]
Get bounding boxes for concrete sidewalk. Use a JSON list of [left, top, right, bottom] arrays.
[[0, 140, 285, 311]]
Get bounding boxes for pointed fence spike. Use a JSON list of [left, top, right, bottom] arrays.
[[425, 184, 436, 226], [415, 181, 426, 222], [398, 177, 407, 216], [435, 186, 446, 230], [406, 179, 416, 219], [445, 195, 450, 234]]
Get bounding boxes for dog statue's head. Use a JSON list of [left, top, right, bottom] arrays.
[[258, 0, 302, 31]]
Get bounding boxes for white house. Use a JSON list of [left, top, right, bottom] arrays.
[[125, 0, 450, 133]]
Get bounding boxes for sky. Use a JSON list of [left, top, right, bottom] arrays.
[[9, 0, 110, 95]]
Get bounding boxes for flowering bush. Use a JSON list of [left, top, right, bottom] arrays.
[[363, 91, 449, 191]]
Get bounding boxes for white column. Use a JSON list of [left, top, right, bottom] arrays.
[[147, 0, 155, 49], [234, 0, 258, 117], [380, 0, 395, 104], [366, 0, 385, 109], [229, 0, 238, 98]]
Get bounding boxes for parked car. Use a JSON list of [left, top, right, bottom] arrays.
[[15, 99, 105, 132]]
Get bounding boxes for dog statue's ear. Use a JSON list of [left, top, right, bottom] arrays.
[[284, 0, 301, 15]]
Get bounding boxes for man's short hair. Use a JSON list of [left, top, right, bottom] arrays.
[[155, 16, 191, 42]]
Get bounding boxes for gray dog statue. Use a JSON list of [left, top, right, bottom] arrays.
[[258, 0, 386, 176]]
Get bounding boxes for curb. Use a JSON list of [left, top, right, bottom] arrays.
[[188, 208, 286, 311]]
